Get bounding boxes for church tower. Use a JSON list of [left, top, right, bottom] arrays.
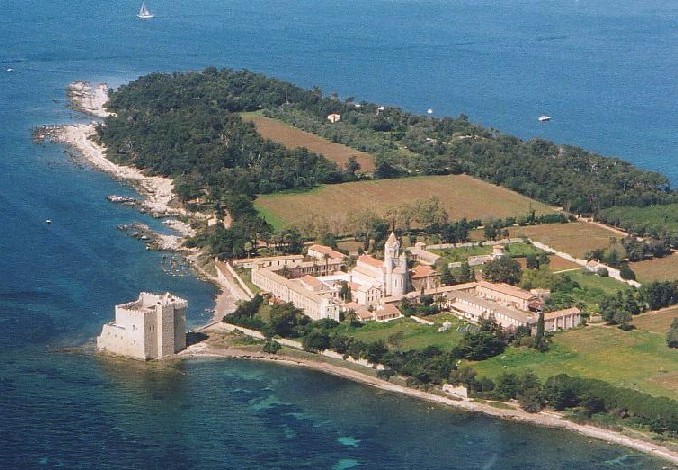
[[383, 232, 399, 296]]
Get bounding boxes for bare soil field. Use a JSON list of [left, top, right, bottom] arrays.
[[243, 114, 376, 172], [509, 221, 617, 259], [548, 255, 582, 272], [630, 253, 678, 283], [515, 255, 581, 272], [255, 175, 556, 231], [631, 307, 678, 334]]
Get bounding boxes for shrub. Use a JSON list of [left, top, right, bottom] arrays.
[[263, 339, 281, 354]]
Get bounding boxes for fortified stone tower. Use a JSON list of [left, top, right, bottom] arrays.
[[97, 292, 187, 360]]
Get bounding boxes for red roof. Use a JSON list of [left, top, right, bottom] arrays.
[[358, 254, 384, 269], [308, 244, 345, 260], [411, 265, 436, 279]]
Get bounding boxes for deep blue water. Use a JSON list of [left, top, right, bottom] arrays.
[[1, 1, 676, 468]]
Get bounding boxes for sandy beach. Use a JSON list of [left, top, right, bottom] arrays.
[[56, 82, 678, 467]]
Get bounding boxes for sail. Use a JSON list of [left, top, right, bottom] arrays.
[[138, 3, 154, 19]]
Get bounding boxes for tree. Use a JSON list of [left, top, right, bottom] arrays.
[[613, 310, 633, 330], [319, 232, 338, 249], [526, 254, 539, 270], [263, 339, 281, 354], [483, 222, 499, 241], [483, 256, 522, 285], [302, 329, 331, 352], [534, 310, 547, 351], [269, 302, 309, 338], [494, 372, 520, 400], [619, 263, 636, 281], [365, 340, 388, 364], [454, 321, 507, 360], [667, 318, 678, 348], [338, 281, 352, 302], [543, 376, 580, 411], [346, 155, 361, 178], [518, 386, 545, 413], [456, 261, 474, 283], [439, 263, 454, 285]]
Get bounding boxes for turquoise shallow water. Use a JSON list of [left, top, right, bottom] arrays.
[[0, 0, 676, 467]]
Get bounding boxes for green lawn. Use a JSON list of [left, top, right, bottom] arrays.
[[561, 270, 626, 295], [432, 241, 545, 265], [545, 269, 626, 315], [501, 241, 546, 258], [472, 325, 678, 399], [339, 315, 467, 351], [432, 245, 491, 263]]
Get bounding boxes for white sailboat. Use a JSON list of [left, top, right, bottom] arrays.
[[137, 2, 154, 19]]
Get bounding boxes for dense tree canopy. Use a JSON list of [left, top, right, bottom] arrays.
[[482, 256, 522, 285]]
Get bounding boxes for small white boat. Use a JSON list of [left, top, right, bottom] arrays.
[[538, 115, 551, 122], [137, 2, 154, 19], [45, 219, 52, 224], [427, 108, 433, 114], [6, 68, 14, 72]]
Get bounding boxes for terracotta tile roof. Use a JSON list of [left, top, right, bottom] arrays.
[[411, 265, 436, 279], [545, 307, 580, 320], [308, 244, 345, 260], [478, 281, 535, 301], [299, 275, 323, 288], [358, 254, 384, 269], [356, 308, 374, 321], [376, 304, 400, 316]]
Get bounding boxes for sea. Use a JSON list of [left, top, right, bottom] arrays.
[[0, 1, 676, 468]]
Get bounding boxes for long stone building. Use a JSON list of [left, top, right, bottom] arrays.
[[443, 282, 581, 332], [251, 267, 342, 321], [97, 292, 187, 360]]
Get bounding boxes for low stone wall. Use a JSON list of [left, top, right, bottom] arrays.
[[215, 261, 252, 301], [223, 261, 255, 298], [410, 315, 434, 326]]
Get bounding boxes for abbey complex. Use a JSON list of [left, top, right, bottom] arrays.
[[239, 233, 580, 332]]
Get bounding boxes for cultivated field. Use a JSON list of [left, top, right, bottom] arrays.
[[547, 255, 582, 272], [243, 114, 376, 172], [632, 307, 678, 334], [509, 221, 617, 259], [630, 253, 678, 283], [255, 175, 556, 232], [473, 324, 678, 399]]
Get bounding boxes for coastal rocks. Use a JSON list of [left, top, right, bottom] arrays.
[[32, 125, 61, 143], [117, 223, 189, 253], [106, 195, 138, 206], [67, 81, 111, 118]]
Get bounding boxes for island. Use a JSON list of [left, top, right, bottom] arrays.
[[43, 69, 678, 466]]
